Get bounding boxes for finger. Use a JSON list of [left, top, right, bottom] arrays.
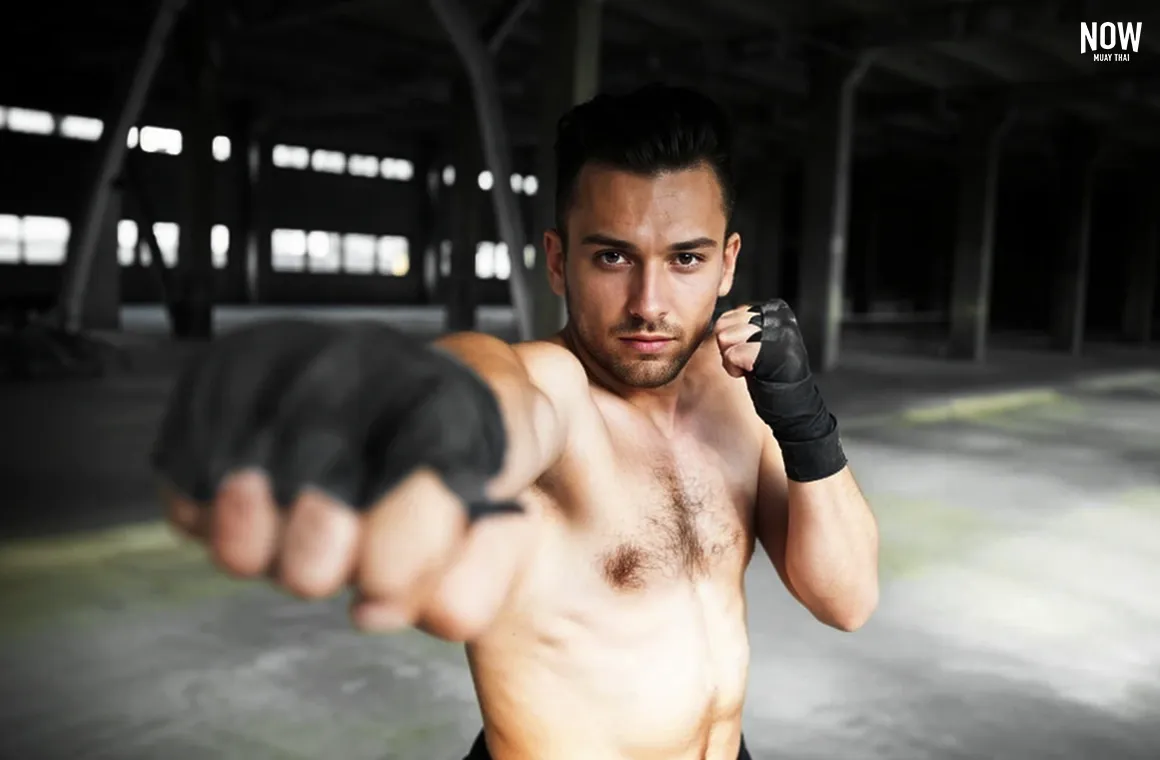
[[210, 470, 281, 578], [277, 487, 360, 598], [713, 306, 755, 332], [163, 483, 208, 541], [715, 321, 761, 350], [354, 468, 468, 627], [723, 343, 760, 377], [414, 509, 534, 642]]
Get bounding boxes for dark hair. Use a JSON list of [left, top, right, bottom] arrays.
[[553, 84, 736, 235]]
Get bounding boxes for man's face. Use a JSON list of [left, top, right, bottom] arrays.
[[545, 162, 740, 389]]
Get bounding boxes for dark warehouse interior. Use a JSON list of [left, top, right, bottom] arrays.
[[1, 0, 1158, 758]]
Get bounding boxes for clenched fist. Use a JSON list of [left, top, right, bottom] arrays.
[[154, 321, 530, 640], [715, 299, 846, 483], [713, 299, 809, 382]]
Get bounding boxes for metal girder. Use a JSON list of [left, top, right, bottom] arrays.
[[55, 0, 190, 334], [606, 0, 715, 38], [428, 0, 535, 341], [868, 47, 989, 89], [484, 0, 537, 53], [930, 38, 1063, 82]]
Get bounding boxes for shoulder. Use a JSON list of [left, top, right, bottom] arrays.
[[511, 338, 591, 402]]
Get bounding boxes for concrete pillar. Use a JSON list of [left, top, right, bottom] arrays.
[[1123, 182, 1158, 344], [1050, 126, 1100, 355], [246, 129, 273, 304], [447, 82, 482, 331], [81, 188, 123, 330], [533, 0, 602, 337], [797, 53, 874, 372], [173, 4, 219, 339], [409, 140, 440, 303], [56, 0, 188, 333], [947, 104, 1010, 361], [227, 108, 252, 303]]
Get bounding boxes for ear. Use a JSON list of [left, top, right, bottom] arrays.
[[717, 231, 741, 298], [544, 228, 566, 297]]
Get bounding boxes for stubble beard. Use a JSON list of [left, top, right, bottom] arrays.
[[562, 283, 714, 390]]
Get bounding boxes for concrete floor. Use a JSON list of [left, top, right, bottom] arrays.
[[1, 307, 1158, 759]]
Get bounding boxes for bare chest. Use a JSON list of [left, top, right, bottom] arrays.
[[585, 434, 757, 593]]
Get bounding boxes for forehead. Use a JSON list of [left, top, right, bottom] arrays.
[[567, 163, 727, 236]]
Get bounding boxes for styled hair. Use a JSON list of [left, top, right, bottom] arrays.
[[553, 84, 736, 235]]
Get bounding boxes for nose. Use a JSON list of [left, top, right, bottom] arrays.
[[627, 259, 669, 326]]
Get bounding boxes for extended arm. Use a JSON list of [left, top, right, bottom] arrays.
[[435, 332, 590, 500]]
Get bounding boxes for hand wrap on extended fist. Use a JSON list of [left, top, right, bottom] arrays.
[[715, 299, 847, 482], [152, 321, 518, 520]]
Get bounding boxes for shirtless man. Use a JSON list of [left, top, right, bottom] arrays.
[[156, 84, 879, 760]]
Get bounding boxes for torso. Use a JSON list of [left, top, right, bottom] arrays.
[[468, 339, 766, 760]]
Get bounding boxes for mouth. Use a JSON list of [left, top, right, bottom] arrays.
[[618, 335, 675, 354]]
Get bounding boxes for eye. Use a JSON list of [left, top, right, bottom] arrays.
[[596, 250, 627, 266], [674, 252, 702, 268]]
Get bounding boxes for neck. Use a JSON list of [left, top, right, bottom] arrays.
[[559, 322, 698, 431]]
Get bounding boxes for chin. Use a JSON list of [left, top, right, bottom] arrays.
[[610, 351, 688, 389]]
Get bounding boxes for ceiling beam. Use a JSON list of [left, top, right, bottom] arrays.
[[484, 0, 537, 53]]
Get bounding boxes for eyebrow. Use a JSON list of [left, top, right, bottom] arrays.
[[579, 233, 719, 252]]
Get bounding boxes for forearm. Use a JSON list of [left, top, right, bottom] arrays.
[[784, 468, 879, 631], [434, 333, 563, 500]]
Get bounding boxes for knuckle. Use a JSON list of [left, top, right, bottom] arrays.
[[279, 565, 341, 599], [420, 593, 493, 643]]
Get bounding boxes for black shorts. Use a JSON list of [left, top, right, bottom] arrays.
[[462, 730, 754, 759]]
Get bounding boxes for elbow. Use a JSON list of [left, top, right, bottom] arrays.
[[825, 584, 876, 631], [816, 584, 879, 632]]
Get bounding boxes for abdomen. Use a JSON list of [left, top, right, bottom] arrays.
[[470, 581, 750, 759]]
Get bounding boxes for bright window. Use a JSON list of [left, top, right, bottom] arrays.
[[118, 220, 138, 266], [311, 150, 345, 174], [7, 108, 54, 135], [343, 233, 376, 273], [152, 222, 179, 266], [211, 224, 229, 269], [272, 144, 309, 170], [380, 157, 414, 181], [306, 230, 342, 272], [22, 216, 70, 264], [377, 236, 410, 276], [272, 228, 307, 271], [139, 126, 182, 155], [59, 115, 103, 141], [348, 155, 379, 178], [212, 136, 231, 161]]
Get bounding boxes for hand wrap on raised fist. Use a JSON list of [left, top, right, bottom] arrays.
[[151, 321, 518, 520], [745, 300, 847, 482]]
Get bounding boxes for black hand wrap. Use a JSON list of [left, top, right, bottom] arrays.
[[151, 320, 519, 521], [744, 300, 847, 483]]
